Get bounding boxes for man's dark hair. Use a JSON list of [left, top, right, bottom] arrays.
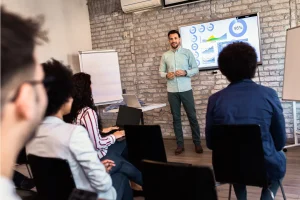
[[218, 42, 258, 83], [168, 30, 181, 38], [42, 59, 73, 116], [1, 7, 47, 106]]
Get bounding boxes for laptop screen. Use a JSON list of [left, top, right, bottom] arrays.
[[116, 105, 142, 128]]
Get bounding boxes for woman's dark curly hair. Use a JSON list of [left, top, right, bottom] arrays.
[[63, 72, 102, 131], [218, 42, 258, 83]]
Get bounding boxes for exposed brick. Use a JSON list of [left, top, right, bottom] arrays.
[[88, 0, 300, 138]]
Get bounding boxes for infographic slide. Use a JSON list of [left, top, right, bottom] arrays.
[[180, 14, 261, 70]]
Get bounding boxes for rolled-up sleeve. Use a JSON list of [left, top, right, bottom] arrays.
[[186, 50, 199, 77], [69, 126, 116, 200], [159, 54, 168, 78]]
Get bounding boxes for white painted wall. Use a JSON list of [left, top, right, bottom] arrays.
[[2, 0, 92, 72]]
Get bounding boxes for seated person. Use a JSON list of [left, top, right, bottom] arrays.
[[1, 7, 48, 200], [64, 72, 142, 190], [26, 59, 116, 199], [205, 42, 286, 200]]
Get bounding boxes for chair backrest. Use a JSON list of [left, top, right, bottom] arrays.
[[211, 124, 268, 188], [16, 147, 27, 164], [116, 105, 142, 128], [142, 159, 218, 200], [68, 189, 97, 200], [27, 154, 76, 200], [124, 125, 167, 171]]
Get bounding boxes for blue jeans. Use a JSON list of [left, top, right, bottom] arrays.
[[102, 140, 143, 186], [111, 173, 133, 200], [233, 179, 282, 200], [108, 140, 128, 159]]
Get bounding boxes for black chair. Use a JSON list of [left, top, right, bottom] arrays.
[[142, 159, 218, 200], [16, 148, 33, 178], [124, 125, 167, 171], [27, 154, 76, 200], [211, 124, 286, 200], [68, 189, 97, 200]]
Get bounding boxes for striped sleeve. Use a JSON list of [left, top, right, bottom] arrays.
[[80, 108, 116, 152]]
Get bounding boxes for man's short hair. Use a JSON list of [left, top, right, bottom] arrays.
[[168, 30, 181, 38], [1, 7, 47, 107], [218, 42, 258, 83], [42, 59, 73, 116]]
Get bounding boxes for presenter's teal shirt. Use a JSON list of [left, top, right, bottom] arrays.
[[159, 47, 199, 93]]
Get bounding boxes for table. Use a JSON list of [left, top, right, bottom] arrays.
[[104, 103, 166, 125]]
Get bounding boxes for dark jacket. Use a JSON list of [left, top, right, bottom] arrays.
[[205, 79, 286, 180]]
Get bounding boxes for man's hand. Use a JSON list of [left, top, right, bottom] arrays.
[[113, 130, 125, 139], [175, 70, 187, 77], [166, 72, 175, 79], [101, 159, 115, 173]]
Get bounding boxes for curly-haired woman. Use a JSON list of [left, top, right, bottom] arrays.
[[64, 72, 142, 194]]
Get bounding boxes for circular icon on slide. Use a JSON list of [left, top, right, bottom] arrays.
[[190, 26, 197, 34], [191, 43, 198, 50], [196, 59, 200, 66], [229, 19, 247, 37], [198, 25, 205, 33], [207, 23, 214, 31], [191, 35, 197, 42], [194, 51, 199, 58]]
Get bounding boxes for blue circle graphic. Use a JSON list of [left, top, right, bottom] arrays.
[[190, 26, 197, 34], [196, 60, 200, 66], [191, 35, 197, 42], [207, 23, 214, 31], [194, 51, 199, 58], [198, 25, 205, 33], [229, 19, 247, 37], [191, 43, 198, 50]]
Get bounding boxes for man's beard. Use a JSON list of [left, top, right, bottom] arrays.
[[171, 43, 179, 49]]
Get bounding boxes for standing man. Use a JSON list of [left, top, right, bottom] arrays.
[[159, 30, 203, 155]]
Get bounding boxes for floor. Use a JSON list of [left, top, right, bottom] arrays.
[[16, 139, 300, 200]]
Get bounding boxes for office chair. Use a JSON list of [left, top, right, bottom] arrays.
[[211, 124, 286, 200], [27, 154, 76, 200], [142, 159, 218, 200]]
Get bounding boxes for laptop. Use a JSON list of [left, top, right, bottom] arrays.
[[122, 94, 147, 108], [105, 105, 142, 140], [124, 125, 167, 171], [115, 105, 142, 130]]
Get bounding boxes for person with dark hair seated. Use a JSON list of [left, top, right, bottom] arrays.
[[26, 59, 117, 199], [64, 72, 143, 192], [1, 7, 48, 200], [205, 42, 286, 200]]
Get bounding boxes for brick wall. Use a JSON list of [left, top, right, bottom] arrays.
[[87, 0, 300, 140]]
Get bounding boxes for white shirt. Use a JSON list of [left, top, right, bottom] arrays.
[[26, 116, 116, 200], [0, 176, 21, 200]]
